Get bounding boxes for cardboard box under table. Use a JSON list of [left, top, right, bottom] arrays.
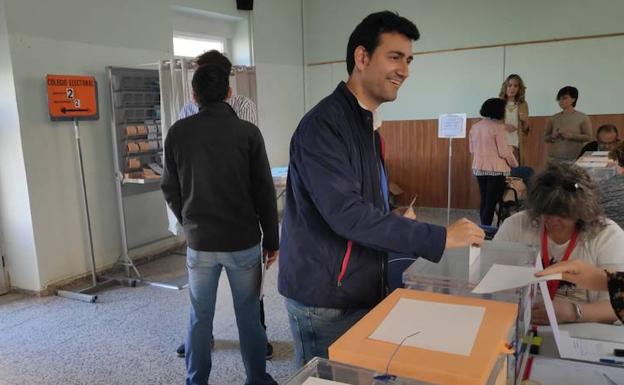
[[328, 288, 517, 385]]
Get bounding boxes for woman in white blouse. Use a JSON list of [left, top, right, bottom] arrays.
[[494, 163, 624, 324]]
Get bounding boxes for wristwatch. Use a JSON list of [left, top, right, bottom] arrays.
[[574, 303, 583, 322]]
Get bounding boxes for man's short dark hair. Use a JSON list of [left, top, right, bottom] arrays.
[[192, 64, 229, 107], [596, 123, 618, 137], [196, 50, 232, 75], [479, 98, 506, 120], [346, 11, 420, 75], [557, 86, 579, 107]]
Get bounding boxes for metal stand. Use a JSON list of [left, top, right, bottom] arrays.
[[446, 137, 453, 226], [56, 119, 136, 303], [106, 66, 185, 291]]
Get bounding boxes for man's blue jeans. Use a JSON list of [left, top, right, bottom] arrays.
[[185, 245, 276, 385], [284, 298, 368, 367]]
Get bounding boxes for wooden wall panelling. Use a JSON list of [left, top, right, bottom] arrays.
[[381, 114, 624, 210]]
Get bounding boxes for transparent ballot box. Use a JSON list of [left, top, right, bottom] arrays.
[[575, 151, 616, 182], [328, 289, 513, 385], [284, 357, 439, 385], [402, 240, 538, 384]]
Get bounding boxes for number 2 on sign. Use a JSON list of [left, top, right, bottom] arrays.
[[66, 88, 74, 99]]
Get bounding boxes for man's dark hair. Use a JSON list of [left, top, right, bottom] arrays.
[[556, 86, 579, 107], [346, 11, 420, 75], [596, 123, 618, 137], [196, 50, 232, 75], [192, 64, 229, 107], [479, 98, 506, 120]]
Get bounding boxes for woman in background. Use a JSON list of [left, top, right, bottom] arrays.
[[545, 86, 592, 163], [470, 98, 518, 226], [499, 74, 530, 164]]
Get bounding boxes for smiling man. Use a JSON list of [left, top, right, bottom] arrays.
[[278, 10, 485, 366]]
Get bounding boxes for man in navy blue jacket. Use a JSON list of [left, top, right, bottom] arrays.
[[278, 11, 485, 366]]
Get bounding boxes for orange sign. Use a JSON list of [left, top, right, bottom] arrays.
[[46, 74, 99, 120]]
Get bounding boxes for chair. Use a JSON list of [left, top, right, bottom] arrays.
[[496, 166, 534, 226], [496, 178, 523, 227]]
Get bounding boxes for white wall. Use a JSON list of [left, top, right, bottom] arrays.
[[253, 0, 305, 166], [303, 0, 624, 119], [0, 0, 305, 291], [0, 0, 40, 290]]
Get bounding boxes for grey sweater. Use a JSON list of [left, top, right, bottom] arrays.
[[545, 110, 592, 161], [599, 174, 624, 230]]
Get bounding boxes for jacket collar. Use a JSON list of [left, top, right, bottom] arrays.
[[197, 101, 237, 117], [334, 81, 373, 128]]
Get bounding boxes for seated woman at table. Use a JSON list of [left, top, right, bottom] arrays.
[[494, 163, 624, 324], [598, 140, 624, 229], [536, 259, 623, 322]]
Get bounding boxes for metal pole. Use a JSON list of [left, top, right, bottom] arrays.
[[447, 137, 453, 226], [73, 118, 98, 286]]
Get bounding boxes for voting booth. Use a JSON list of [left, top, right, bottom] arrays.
[[328, 288, 516, 385], [401, 241, 537, 383]]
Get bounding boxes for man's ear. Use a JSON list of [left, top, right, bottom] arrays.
[[192, 90, 197, 102], [227, 86, 233, 99], [353, 45, 370, 72]]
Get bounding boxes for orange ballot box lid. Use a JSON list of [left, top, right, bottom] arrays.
[[328, 288, 517, 385]]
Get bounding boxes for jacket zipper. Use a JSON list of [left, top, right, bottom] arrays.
[[372, 122, 386, 298]]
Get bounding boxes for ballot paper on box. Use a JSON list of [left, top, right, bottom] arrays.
[[472, 264, 561, 294]]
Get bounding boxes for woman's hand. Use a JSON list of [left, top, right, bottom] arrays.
[[531, 300, 577, 324], [535, 260, 609, 291]]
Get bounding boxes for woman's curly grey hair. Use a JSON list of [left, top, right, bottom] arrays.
[[527, 162, 606, 236]]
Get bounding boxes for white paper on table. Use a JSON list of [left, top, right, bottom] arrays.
[[530, 356, 624, 385], [471, 264, 561, 294], [301, 377, 350, 385], [369, 297, 485, 356], [560, 323, 624, 344], [537, 280, 624, 362]]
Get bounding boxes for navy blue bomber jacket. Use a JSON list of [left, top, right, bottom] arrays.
[[278, 82, 447, 309]]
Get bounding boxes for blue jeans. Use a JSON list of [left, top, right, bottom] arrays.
[[185, 245, 276, 385], [285, 298, 369, 367]]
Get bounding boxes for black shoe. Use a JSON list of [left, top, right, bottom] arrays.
[[176, 343, 185, 358], [266, 342, 273, 360]]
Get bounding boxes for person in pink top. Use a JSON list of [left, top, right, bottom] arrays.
[[470, 98, 519, 225]]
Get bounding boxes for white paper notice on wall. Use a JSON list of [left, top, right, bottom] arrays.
[[302, 377, 350, 385], [369, 297, 485, 356], [438, 113, 467, 138]]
